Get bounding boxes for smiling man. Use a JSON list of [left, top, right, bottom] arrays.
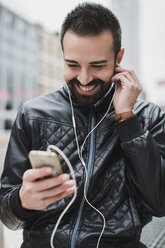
[[0, 2, 165, 248], [63, 30, 121, 106]]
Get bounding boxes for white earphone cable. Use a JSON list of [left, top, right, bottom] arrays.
[[48, 83, 116, 248], [67, 82, 116, 248], [47, 145, 77, 248]]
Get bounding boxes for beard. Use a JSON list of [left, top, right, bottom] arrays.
[[66, 78, 112, 106]]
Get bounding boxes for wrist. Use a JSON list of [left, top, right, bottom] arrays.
[[115, 107, 132, 114], [114, 110, 134, 122]]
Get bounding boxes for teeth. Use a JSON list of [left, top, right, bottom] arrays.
[[79, 85, 95, 92]]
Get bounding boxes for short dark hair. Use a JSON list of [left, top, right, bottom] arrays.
[[60, 2, 122, 57]]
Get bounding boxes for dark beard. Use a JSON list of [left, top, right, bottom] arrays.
[[66, 78, 111, 106]]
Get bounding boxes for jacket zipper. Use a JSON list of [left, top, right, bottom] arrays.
[[70, 111, 95, 248]]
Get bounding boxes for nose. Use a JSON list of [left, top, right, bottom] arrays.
[[77, 68, 94, 85]]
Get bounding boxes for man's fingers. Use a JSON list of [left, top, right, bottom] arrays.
[[39, 186, 76, 209], [112, 72, 134, 85], [115, 66, 138, 83], [36, 174, 71, 192], [38, 179, 75, 199], [20, 171, 74, 210], [23, 167, 54, 182], [115, 65, 130, 73]]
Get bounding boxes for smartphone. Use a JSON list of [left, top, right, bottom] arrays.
[[28, 150, 63, 177]]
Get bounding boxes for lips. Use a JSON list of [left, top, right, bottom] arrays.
[[79, 84, 95, 91], [75, 83, 100, 95]]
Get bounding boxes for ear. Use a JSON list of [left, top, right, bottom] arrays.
[[116, 48, 124, 64]]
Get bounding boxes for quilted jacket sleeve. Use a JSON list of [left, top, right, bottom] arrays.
[[0, 104, 38, 230], [115, 104, 165, 217]]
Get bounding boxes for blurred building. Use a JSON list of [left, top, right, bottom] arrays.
[[109, 0, 151, 102], [109, 0, 165, 111], [0, 4, 64, 130], [110, 0, 140, 74], [0, 4, 40, 129], [39, 27, 64, 93], [139, 0, 165, 109]]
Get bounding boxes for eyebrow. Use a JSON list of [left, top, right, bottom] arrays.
[[89, 60, 108, 65], [64, 59, 108, 64], [64, 59, 78, 64]]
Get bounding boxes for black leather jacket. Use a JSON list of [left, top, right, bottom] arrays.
[[0, 85, 165, 248]]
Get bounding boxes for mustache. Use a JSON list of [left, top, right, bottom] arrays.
[[67, 78, 105, 87]]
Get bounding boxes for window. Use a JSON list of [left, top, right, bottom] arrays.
[[6, 69, 13, 97]]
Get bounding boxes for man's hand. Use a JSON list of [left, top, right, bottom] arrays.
[[19, 167, 75, 210], [111, 65, 142, 114]]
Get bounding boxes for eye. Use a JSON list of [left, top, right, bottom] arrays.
[[92, 65, 104, 68], [67, 64, 79, 68]]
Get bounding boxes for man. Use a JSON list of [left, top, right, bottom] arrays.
[[0, 3, 165, 248]]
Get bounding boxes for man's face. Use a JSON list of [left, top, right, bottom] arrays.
[[63, 30, 116, 106]]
